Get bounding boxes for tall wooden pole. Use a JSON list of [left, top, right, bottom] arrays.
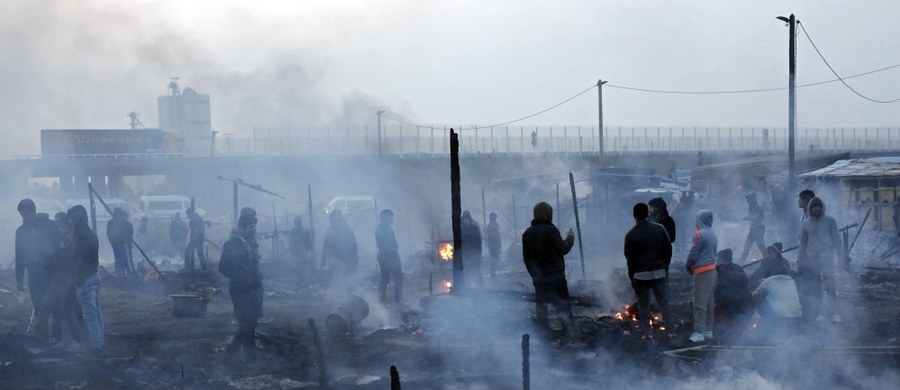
[[450, 129, 465, 293], [569, 172, 586, 280]]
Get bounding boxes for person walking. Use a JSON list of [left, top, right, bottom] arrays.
[[739, 192, 766, 264], [460, 211, 483, 287], [685, 210, 718, 343], [14, 199, 60, 339]]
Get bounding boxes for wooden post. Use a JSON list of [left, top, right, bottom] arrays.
[[569, 172, 586, 280], [522, 333, 530, 390], [308, 318, 329, 389], [450, 129, 465, 293]]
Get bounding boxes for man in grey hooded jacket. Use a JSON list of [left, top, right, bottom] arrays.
[[685, 209, 718, 342], [739, 191, 766, 264], [798, 197, 843, 323]]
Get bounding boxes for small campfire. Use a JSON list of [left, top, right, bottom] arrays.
[[438, 243, 454, 262]]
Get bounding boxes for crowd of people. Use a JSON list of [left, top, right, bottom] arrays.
[[12, 185, 845, 361]]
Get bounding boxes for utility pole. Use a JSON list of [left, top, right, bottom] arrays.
[[777, 14, 797, 190], [597, 79, 608, 158], [377, 110, 385, 155]]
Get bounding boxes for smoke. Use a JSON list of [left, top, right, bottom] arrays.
[[0, 0, 398, 157]]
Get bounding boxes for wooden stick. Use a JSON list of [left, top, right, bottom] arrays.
[[308, 317, 329, 389], [522, 333, 530, 390]]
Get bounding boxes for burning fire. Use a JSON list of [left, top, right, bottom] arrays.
[[441, 279, 453, 292], [438, 243, 454, 261], [414, 327, 424, 335]]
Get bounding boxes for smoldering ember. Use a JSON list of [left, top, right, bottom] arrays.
[[3, 6, 900, 390]]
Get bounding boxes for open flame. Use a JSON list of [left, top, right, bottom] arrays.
[[438, 243, 454, 261], [441, 279, 452, 292]]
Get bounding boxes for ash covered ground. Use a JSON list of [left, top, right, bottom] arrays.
[[0, 250, 898, 389]]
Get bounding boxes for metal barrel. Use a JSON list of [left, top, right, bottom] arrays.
[[324, 295, 370, 336]]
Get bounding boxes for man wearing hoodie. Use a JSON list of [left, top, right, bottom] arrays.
[[798, 197, 843, 323], [67, 205, 104, 354], [685, 210, 718, 343], [739, 192, 766, 264], [522, 202, 577, 337], [648, 197, 676, 244]]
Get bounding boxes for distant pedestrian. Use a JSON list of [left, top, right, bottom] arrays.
[[290, 216, 314, 287], [739, 191, 766, 264], [522, 202, 577, 338], [461, 211, 483, 287], [486, 212, 502, 278], [375, 209, 403, 303], [219, 215, 262, 360], [685, 210, 718, 343], [322, 210, 359, 293], [107, 208, 134, 276], [624, 203, 673, 339], [169, 212, 188, 257], [185, 208, 207, 272]]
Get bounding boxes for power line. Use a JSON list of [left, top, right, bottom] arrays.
[[383, 84, 597, 131], [607, 63, 900, 95], [798, 22, 900, 104]]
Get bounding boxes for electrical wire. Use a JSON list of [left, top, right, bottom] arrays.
[[383, 84, 597, 131], [799, 22, 900, 104]]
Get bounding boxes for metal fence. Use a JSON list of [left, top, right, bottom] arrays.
[[224, 126, 900, 156]]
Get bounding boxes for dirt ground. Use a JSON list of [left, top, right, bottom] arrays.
[[0, 254, 898, 389]]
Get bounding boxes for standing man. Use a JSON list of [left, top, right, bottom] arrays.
[[169, 212, 188, 258], [798, 197, 843, 323], [739, 191, 766, 264], [219, 215, 262, 360], [68, 205, 104, 355], [185, 208, 207, 273], [290, 216, 314, 287], [648, 197, 676, 244], [522, 202, 577, 337], [15, 199, 59, 338], [485, 212, 502, 279], [460, 211, 483, 287], [322, 210, 359, 293], [624, 203, 673, 339], [106, 208, 134, 276], [685, 210, 718, 343], [375, 209, 403, 303]]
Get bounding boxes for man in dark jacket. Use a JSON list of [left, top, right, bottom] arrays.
[[185, 207, 207, 273], [624, 203, 673, 337], [522, 202, 577, 336], [219, 215, 261, 360], [15, 199, 60, 337], [714, 249, 753, 343], [107, 207, 134, 276], [461, 210, 483, 287], [68, 205, 104, 354], [375, 209, 403, 303], [39, 212, 83, 347], [739, 191, 767, 264], [322, 210, 359, 293], [486, 212, 502, 279]]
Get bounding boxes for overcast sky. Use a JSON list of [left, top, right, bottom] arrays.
[[1, 0, 899, 157]]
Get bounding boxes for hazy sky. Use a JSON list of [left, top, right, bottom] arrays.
[[2, 0, 899, 157]]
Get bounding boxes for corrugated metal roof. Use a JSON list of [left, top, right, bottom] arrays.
[[800, 158, 900, 178]]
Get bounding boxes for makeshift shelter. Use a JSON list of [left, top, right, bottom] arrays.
[[800, 158, 900, 232]]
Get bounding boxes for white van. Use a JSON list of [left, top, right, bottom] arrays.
[[138, 195, 205, 219], [324, 195, 376, 218], [64, 198, 133, 223]]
